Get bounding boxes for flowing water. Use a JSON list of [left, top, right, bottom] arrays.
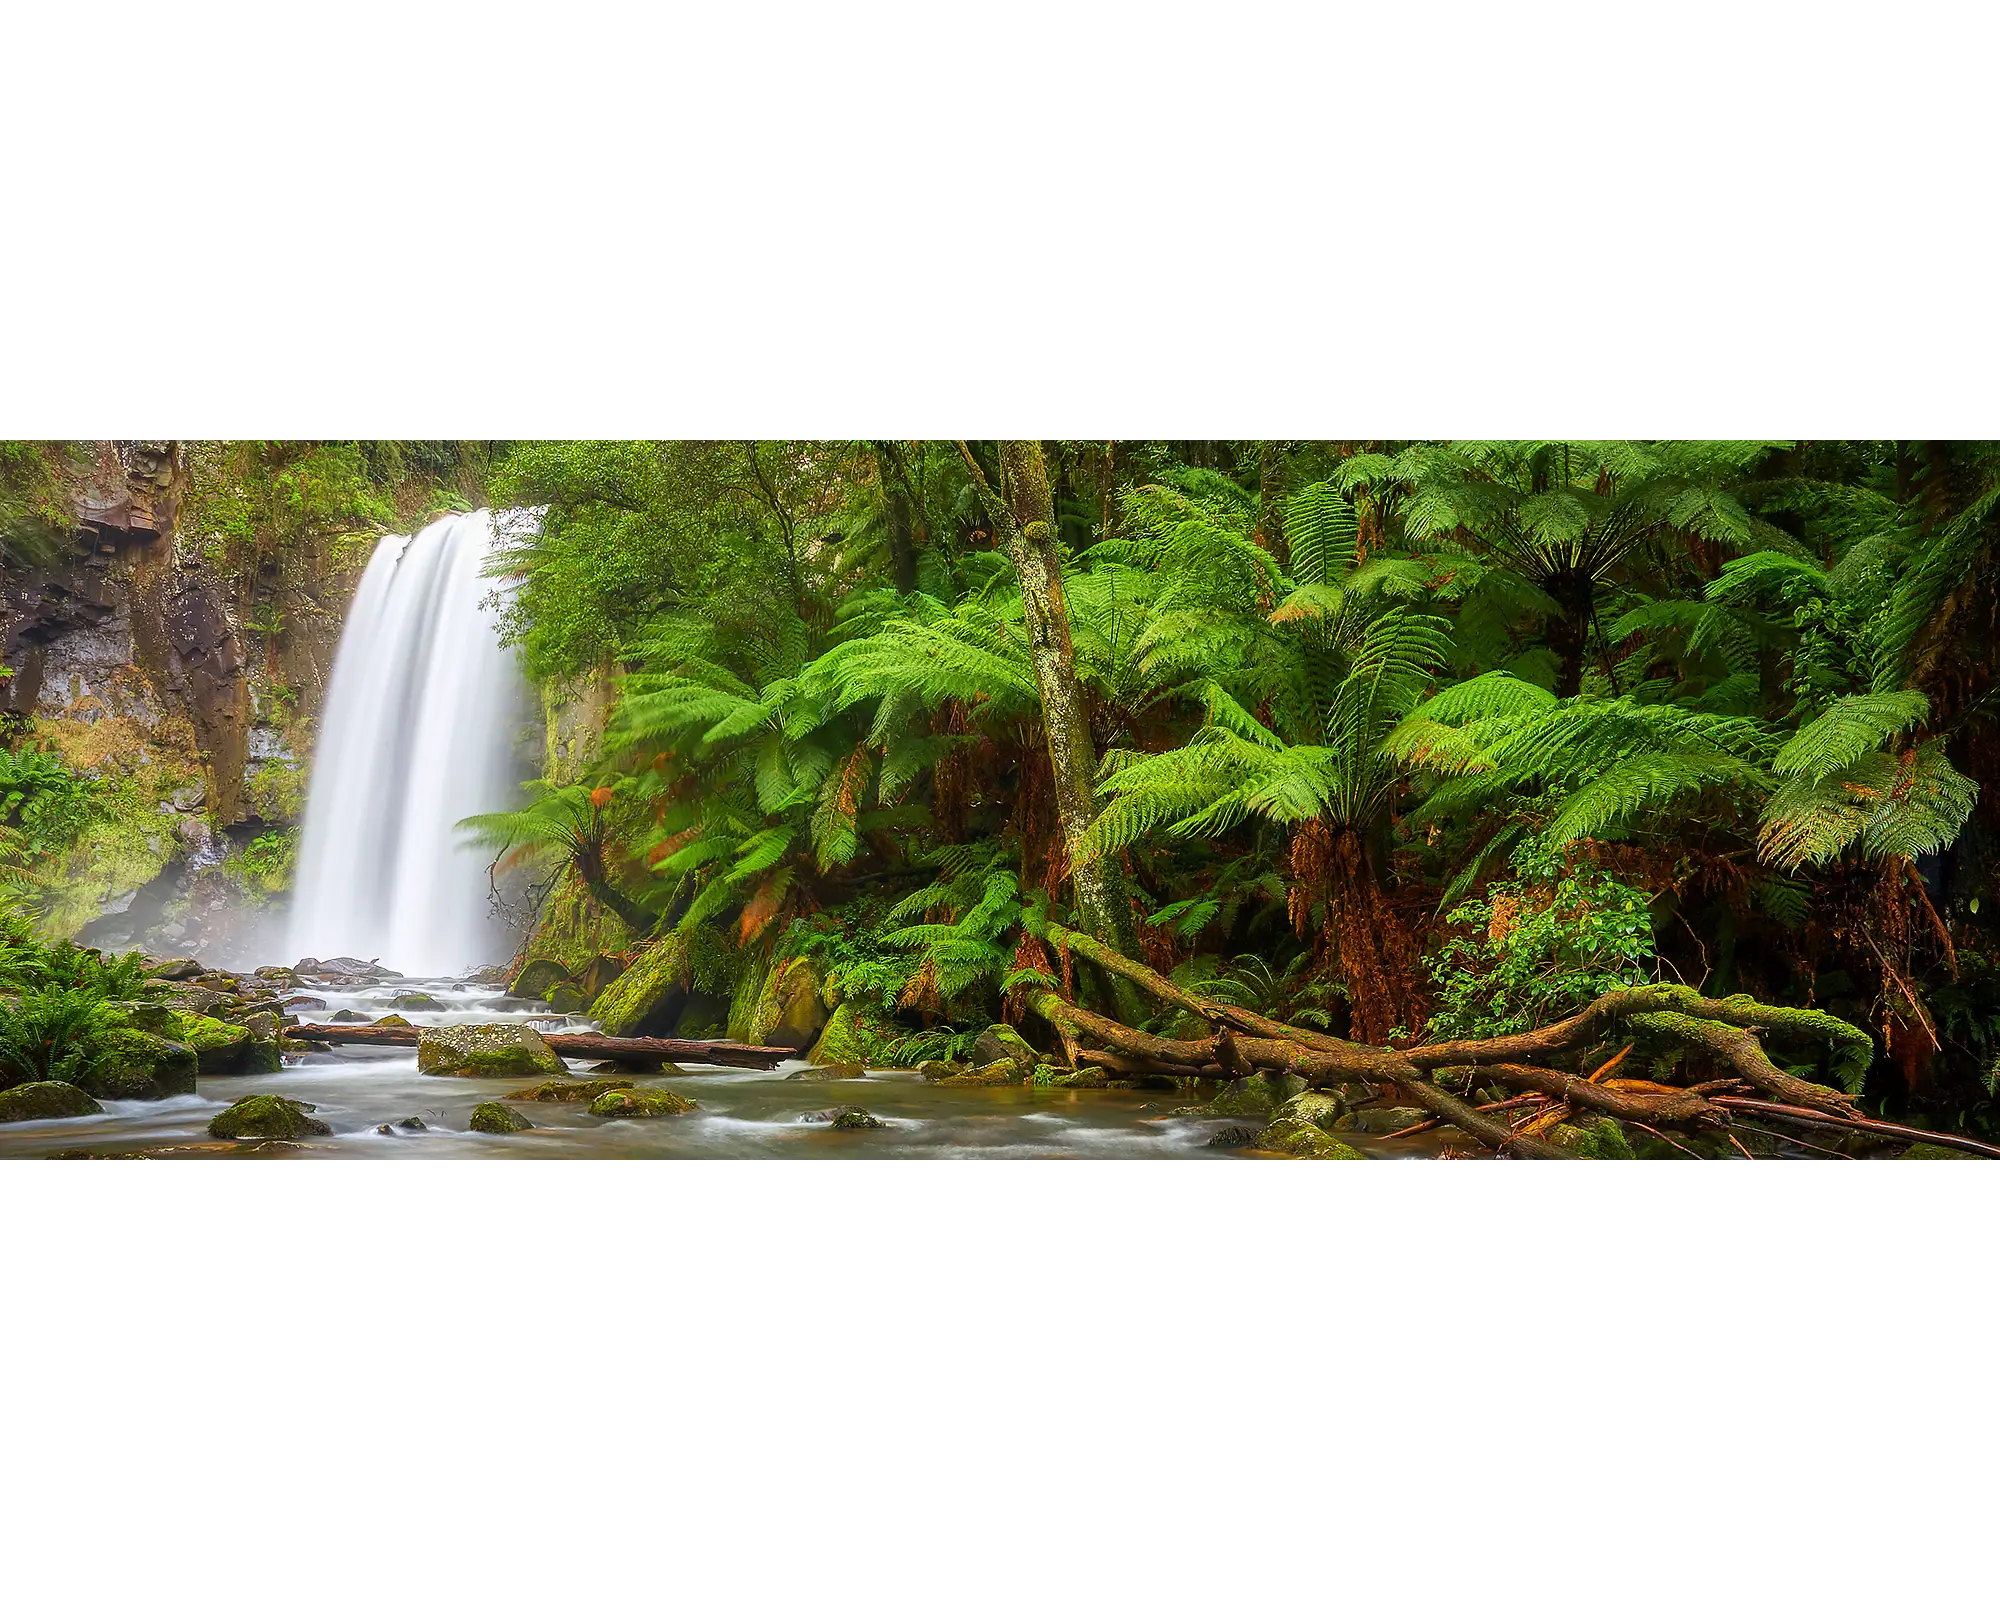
[[285, 509, 533, 975], [0, 986, 1353, 1160]]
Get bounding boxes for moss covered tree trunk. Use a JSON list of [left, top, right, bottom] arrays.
[[960, 441, 1144, 1017]]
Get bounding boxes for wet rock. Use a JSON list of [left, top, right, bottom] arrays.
[[141, 956, 204, 981], [578, 954, 626, 1001], [388, 992, 446, 1013], [375, 1123, 396, 1135], [373, 1013, 413, 1028], [593, 937, 689, 1037], [209, 1094, 330, 1139], [396, 1116, 425, 1130], [0, 1081, 104, 1122], [295, 957, 403, 982], [800, 1103, 870, 1123], [139, 979, 236, 1016], [506, 1078, 634, 1102], [544, 982, 589, 1014], [416, 1023, 563, 1078], [788, 1062, 866, 1082], [829, 1109, 885, 1130], [469, 1101, 533, 1134], [805, 1001, 904, 1070], [949, 1060, 1031, 1086], [970, 1024, 1040, 1070], [77, 1029, 199, 1100], [507, 958, 572, 1001], [671, 991, 729, 1039], [253, 966, 297, 983], [1275, 1090, 1349, 1131], [1259, 1120, 1365, 1159], [1051, 1065, 1111, 1088], [919, 1058, 965, 1083], [1548, 1117, 1636, 1159], [241, 1011, 277, 1042], [329, 1008, 369, 1023], [589, 1088, 697, 1118], [155, 1010, 253, 1072], [1206, 1123, 1261, 1148], [750, 956, 828, 1050]]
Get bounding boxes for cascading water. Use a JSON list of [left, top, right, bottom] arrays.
[[286, 509, 533, 975]]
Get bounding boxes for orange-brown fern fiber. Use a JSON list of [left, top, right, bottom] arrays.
[[1293, 821, 1429, 1045]]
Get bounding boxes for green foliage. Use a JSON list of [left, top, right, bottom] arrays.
[[0, 747, 102, 854], [1425, 841, 1657, 1040], [0, 984, 122, 1089]]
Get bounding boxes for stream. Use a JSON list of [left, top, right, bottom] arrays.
[[2, 983, 1423, 1160]]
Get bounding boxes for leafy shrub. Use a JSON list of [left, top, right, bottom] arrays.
[[1425, 840, 1657, 1040], [0, 747, 102, 855], [0, 984, 121, 1089]]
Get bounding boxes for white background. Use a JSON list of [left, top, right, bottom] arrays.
[[4, 4, 1996, 1596]]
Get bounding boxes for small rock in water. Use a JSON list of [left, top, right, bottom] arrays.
[[209, 1095, 331, 1140], [389, 992, 447, 1013], [1206, 1124, 1260, 1147], [800, 1104, 869, 1123], [589, 1089, 697, 1118], [375, 1123, 395, 1136], [397, 1116, 426, 1130], [828, 1109, 885, 1130], [0, 1081, 104, 1123], [373, 1014, 413, 1028], [329, 1009, 369, 1023], [469, 1101, 533, 1134]]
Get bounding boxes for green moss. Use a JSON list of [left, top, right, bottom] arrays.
[[589, 1088, 696, 1118], [0, 1081, 103, 1122], [1274, 1090, 1347, 1130], [1549, 1116, 1638, 1159], [209, 1094, 330, 1139], [77, 1029, 198, 1100], [919, 1059, 964, 1083], [508, 958, 572, 1000], [37, 771, 185, 940], [750, 955, 828, 1049], [949, 1060, 1031, 1086], [153, 1010, 252, 1071], [544, 982, 589, 1013], [507, 1077, 633, 1102], [469, 1101, 532, 1133], [1259, 1119, 1365, 1159], [828, 1109, 885, 1130], [594, 934, 687, 1037], [805, 1000, 903, 1069], [727, 949, 770, 1042], [389, 992, 446, 1012], [1051, 1065, 1110, 1088], [521, 867, 627, 974], [788, 1062, 867, 1081], [1208, 1072, 1308, 1118], [1901, 1141, 1978, 1160]]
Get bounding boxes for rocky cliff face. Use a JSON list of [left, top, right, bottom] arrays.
[[0, 442, 365, 958]]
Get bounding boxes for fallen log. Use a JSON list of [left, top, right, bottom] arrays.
[[1710, 1097, 2000, 1159], [282, 1022, 788, 1070]]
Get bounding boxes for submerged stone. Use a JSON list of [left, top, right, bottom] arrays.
[[506, 1078, 635, 1102], [589, 1088, 696, 1118], [0, 1081, 104, 1122], [799, 1103, 869, 1123], [209, 1095, 331, 1140], [416, 1023, 563, 1078], [788, 1062, 866, 1081], [1259, 1119, 1365, 1159], [469, 1101, 533, 1133], [1206, 1123, 1260, 1148]]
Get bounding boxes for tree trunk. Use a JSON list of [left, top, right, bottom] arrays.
[[959, 441, 1145, 1017], [1545, 572, 1595, 698], [871, 442, 920, 595]]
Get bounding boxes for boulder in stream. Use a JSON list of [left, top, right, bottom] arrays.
[[589, 1088, 697, 1118], [76, 1029, 199, 1100], [507, 1078, 634, 1102], [0, 1081, 104, 1122], [417, 1023, 563, 1077], [469, 1101, 533, 1133], [209, 1095, 331, 1140], [507, 959, 572, 1001], [388, 992, 447, 1013], [750, 956, 828, 1051], [828, 1109, 885, 1130]]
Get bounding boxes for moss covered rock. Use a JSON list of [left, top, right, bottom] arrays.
[[919, 1058, 965, 1083], [951, 1060, 1031, 1086], [139, 980, 235, 1016], [77, 1029, 199, 1100], [374, 1014, 413, 1028], [1260, 1119, 1365, 1159], [508, 958, 572, 1001], [1548, 1116, 1637, 1159], [1051, 1065, 1111, 1088], [750, 956, 828, 1050], [789, 1062, 867, 1081], [1901, 1141, 1979, 1160], [1335, 1105, 1432, 1135], [805, 1001, 903, 1070], [417, 1023, 563, 1078], [389, 992, 447, 1012], [1274, 1090, 1348, 1130], [970, 1024, 1040, 1069], [1208, 1072, 1309, 1118], [506, 1077, 635, 1102], [594, 936, 688, 1037], [544, 982, 590, 1014], [589, 1088, 696, 1118], [829, 1109, 885, 1130], [672, 991, 730, 1039], [209, 1094, 331, 1139], [469, 1101, 533, 1133], [579, 954, 627, 1001], [0, 1081, 103, 1122], [329, 1008, 369, 1023], [1207, 1123, 1260, 1148], [157, 1010, 254, 1072]]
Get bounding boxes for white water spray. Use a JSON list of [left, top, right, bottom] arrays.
[[286, 510, 532, 974]]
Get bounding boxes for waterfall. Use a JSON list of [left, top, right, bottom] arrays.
[[286, 509, 533, 975]]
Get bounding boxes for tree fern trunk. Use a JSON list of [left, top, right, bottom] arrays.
[[974, 441, 1145, 1017]]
